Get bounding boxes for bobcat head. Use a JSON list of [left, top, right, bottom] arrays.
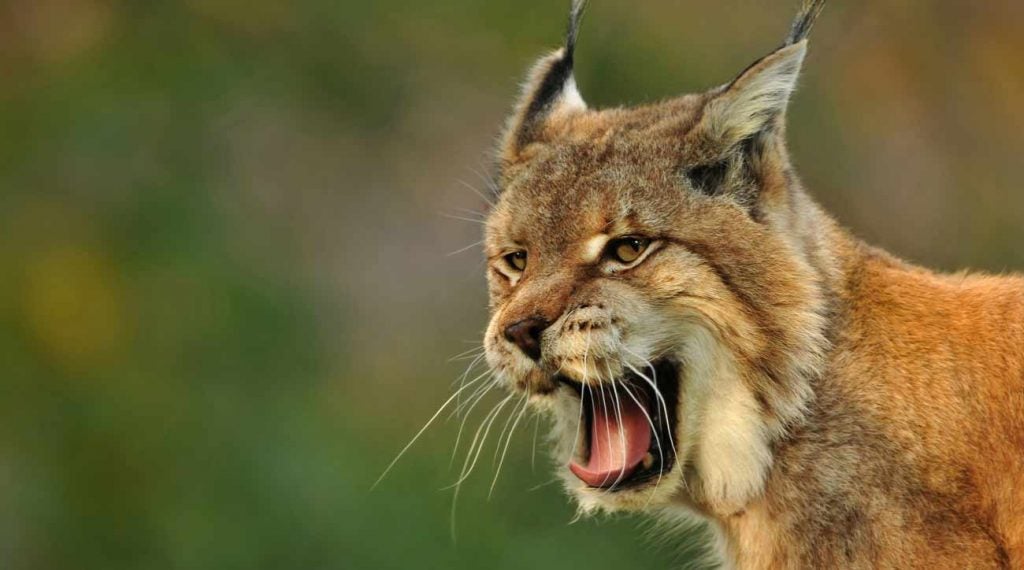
[[482, 0, 832, 516]]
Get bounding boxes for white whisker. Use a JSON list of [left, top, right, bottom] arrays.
[[440, 212, 486, 225], [608, 366, 629, 488], [447, 345, 486, 363], [492, 393, 525, 464], [447, 240, 484, 256], [597, 381, 614, 489], [449, 373, 499, 467], [620, 381, 665, 508], [568, 380, 587, 466], [372, 377, 488, 490], [568, 331, 593, 465], [468, 165, 501, 199], [451, 370, 497, 419], [530, 412, 541, 471], [448, 392, 515, 539], [527, 477, 560, 492], [452, 206, 487, 219], [448, 393, 515, 490], [456, 179, 496, 208], [622, 350, 677, 458], [455, 353, 483, 383], [454, 355, 486, 416], [490, 395, 530, 498]]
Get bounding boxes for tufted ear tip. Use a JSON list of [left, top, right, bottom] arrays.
[[566, 0, 588, 60], [499, 1, 589, 164], [681, 1, 825, 154], [786, 0, 826, 46]]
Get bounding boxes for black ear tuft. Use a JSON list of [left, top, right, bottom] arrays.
[[566, 0, 588, 62], [522, 0, 588, 123], [501, 1, 590, 160], [785, 0, 826, 45]]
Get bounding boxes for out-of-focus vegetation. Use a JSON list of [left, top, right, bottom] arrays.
[[1, 1, 1022, 569]]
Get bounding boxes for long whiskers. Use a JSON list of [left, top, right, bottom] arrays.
[[447, 345, 486, 363], [492, 393, 526, 464], [449, 371, 500, 467], [448, 393, 514, 490], [448, 392, 515, 539], [467, 165, 500, 200], [451, 369, 498, 419], [447, 240, 485, 256], [567, 378, 587, 466], [440, 211, 486, 225], [597, 381, 614, 489], [372, 374, 491, 490], [567, 332, 592, 465], [622, 347, 677, 458], [457, 179, 496, 208], [620, 381, 666, 508], [607, 365, 629, 489], [451, 352, 487, 415], [490, 394, 531, 497]]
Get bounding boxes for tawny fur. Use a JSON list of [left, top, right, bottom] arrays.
[[479, 2, 1024, 568]]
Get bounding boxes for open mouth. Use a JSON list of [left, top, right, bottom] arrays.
[[557, 359, 680, 491]]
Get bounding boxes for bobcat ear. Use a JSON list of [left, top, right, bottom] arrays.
[[691, 0, 825, 153], [500, 0, 588, 163], [697, 40, 807, 150]]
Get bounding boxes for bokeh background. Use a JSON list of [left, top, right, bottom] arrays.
[[2, 1, 1023, 568]]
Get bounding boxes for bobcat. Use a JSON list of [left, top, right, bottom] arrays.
[[479, 0, 1024, 567]]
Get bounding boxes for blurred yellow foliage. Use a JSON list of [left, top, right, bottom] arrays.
[[23, 245, 127, 372]]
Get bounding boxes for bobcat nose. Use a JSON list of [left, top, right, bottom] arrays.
[[503, 317, 549, 361]]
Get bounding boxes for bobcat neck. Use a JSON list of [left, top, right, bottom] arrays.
[[699, 218, 1024, 568]]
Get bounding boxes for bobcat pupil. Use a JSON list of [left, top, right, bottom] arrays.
[[610, 237, 649, 264], [505, 251, 527, 271]]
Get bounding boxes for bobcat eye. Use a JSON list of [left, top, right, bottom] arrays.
[[504, 250, 527, 272], [607, 237, 651, 264]]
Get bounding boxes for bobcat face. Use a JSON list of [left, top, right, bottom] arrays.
[[482, 1, 830, 515]]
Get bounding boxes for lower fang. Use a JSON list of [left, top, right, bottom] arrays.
[[642, 452, 655, 470]]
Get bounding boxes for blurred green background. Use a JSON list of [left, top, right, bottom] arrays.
[[1, 1, 1022, 568]]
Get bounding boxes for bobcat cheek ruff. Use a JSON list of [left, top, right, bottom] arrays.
[[486, 0, 829, 508]]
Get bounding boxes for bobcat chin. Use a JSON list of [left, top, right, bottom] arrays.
[[479, 1, 1024, 567]]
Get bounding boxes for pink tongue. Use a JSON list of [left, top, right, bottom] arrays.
[[569, 389, 651, 488]]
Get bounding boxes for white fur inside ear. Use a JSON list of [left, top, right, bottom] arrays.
[[502, 48, 588, 157], [516, 48, 588, 115], [558, 75, 587, 112], [704, 41, 807, 145]]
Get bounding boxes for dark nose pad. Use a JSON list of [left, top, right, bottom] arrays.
[[503, 317, 549, 361]]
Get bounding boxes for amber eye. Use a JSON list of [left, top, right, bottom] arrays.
[[608, 237, 651, 264], [504, 250, 527, 272]]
